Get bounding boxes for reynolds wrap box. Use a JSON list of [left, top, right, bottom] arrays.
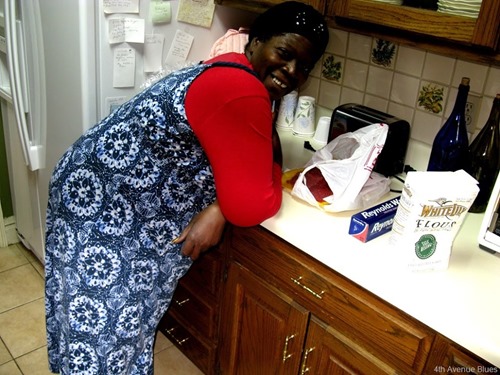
[[349, 197, 400, 242]]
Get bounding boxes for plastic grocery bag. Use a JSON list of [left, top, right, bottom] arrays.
[[291, 123, 390, 212]]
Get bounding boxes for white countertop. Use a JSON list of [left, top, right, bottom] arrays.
[[263, 129, 500, 367]]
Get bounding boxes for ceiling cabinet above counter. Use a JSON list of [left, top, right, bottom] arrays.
[[215, 0, 500, 65], [214, 0, 326, 14], [329, 0, 500, 50]]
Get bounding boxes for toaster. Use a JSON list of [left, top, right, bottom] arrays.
[[329, 104, 410, 176]]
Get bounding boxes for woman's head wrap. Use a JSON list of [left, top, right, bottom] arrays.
[[248, 1, 329, 61]]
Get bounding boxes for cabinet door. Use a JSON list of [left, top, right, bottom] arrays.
[[424, 335, 499, 374], [214, 0, 326, 14], [330, 0, 500, 49], [230, 225, 434, 374], [302, 317, 404, 374], [219, 263, 309, 375]]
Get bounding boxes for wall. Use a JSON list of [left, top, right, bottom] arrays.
[[299, 27, 500, 171]]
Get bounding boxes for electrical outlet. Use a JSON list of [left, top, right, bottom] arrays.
[[465, 94, 481, 133]]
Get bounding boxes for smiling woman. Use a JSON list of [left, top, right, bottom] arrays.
[[44, 2, 328, 374]]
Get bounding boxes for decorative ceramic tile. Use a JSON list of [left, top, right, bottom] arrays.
[[371, 39, 396, 68], [299, 76, 320, 99], [0, 245, 29, 272], [422, 52, 455, 85], [443, 86, 458, 118], [366, 65, 394, 99], [0, 340, 11, 366], [321, 54, 343, 83], [387, 102, 415, 125], [154, 345, 204, 375], [395, 45, 425, 77], [347, 33, 372, 62], [154, 331, 174, 354], [340, 87, 364, 105], [343, 59, 368, 91], [0, 264, 44, 313], [318, 80, 341, 110], [417, 81, 446, 114], [452, 60, 488, 94], [0, 298, 46, 358], [314, 29, 499, 162], [364, 94, 388, 112], [412, 110, 443, 145], [390, 73, 420, 107], [310, 54, 323, 78], [15, 347, 54, 375], [0, 361, 22, 375], [328, 28, 348, 56]]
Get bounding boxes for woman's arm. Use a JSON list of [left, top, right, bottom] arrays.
[[172, 200, 226, 260], [185, 65, 282, 226]]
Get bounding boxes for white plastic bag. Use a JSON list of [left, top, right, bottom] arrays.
[[291, 123, 390, 212]]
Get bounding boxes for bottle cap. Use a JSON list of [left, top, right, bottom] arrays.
[[461, 77, 470, 85]]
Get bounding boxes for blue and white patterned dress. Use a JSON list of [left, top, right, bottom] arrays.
[[45, 62, 239, 374]]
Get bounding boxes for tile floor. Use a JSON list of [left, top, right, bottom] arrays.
[[0, 242, 203, 375]]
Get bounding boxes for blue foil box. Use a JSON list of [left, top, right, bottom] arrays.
[[349, 197, 400, 243]]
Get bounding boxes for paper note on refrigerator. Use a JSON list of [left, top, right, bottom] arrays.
[[165, 30, 194, 65], [108, 18, 145, 44], [113, 48, 135, 88], [144, 34, 164, 73], [150, 1, 172, 24], [103, 0, 139, 14], [105, 96, 128, 115], [177, 0, 215, 28]]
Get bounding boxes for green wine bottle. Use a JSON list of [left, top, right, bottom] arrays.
[[466, 94, 500, 213]]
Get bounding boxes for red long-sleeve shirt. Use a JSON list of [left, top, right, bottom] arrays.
[[185, 53, 282, 226]]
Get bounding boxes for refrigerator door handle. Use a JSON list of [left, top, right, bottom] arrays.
[[5, 0, 45, 171]]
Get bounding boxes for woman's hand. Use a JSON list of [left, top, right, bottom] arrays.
[[172, 201, 227, 260]]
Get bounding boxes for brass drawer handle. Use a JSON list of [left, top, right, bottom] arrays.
[[165, 326, 190, 346], [300, 347, 315, 374], [174, 297, 190, 307], [291, 276, 325, 299], [282, 334, 296, 363]]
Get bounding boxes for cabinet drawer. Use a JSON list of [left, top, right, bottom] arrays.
[[180, 245, 223, 298], [230, 226, 434, 374], [168, 283, 217, 340], [159, 314, 215, 374]]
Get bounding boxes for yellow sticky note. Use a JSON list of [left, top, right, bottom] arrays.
[[151, 1, 171, 24]]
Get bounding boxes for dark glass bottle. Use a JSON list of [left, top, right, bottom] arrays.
[[427, 77, 471, 172], [465, 94, 500, 213]]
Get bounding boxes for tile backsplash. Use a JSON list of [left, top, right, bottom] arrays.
[[298, 28, 500, 169]]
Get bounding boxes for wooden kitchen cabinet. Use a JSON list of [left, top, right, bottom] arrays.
[[159, 223, 498, 374], [219, 262, 309, 374], [329, 0, 500, 49], [328, 0, 500, 51], [424, 335, 500, 374], [158, 242, 226, 375], [215, 0, 499, 64], [214, 0, 326, 14], [219, 225, 436, 374]]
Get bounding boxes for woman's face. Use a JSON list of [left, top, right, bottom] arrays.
[[247, 33, 317, 101]]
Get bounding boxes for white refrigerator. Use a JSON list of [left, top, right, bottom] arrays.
[[0, 0, 252, 263]]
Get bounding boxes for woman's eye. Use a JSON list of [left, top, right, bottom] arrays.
[[301, 66, 312, 74], [277, 48, 292, 60]]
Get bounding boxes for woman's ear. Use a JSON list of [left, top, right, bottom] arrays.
[[247, 37, 261, 55]]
